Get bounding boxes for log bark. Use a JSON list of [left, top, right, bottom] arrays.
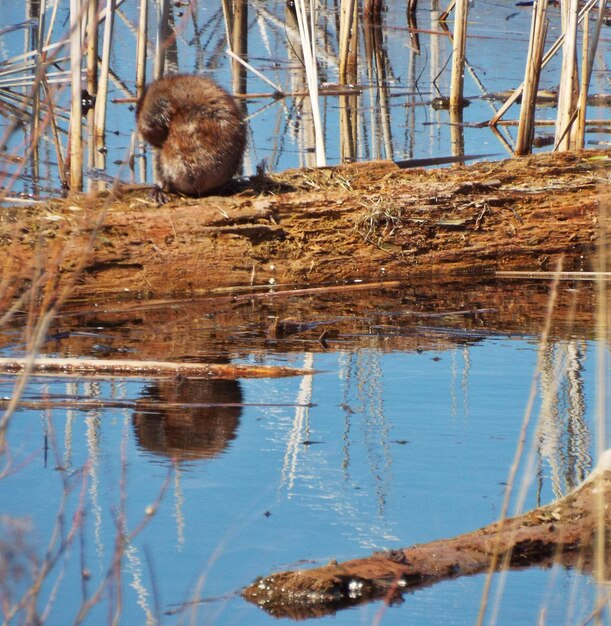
[[243, 450, 611, 618], [1, 150, 609, 299]]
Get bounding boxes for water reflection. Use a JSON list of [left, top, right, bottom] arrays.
[[537, 339, 592, 499], [0, 278, 606, 624], [133, 378, 243, 462]]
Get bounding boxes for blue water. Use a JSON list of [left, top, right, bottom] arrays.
[[1, 313, 607, 624]]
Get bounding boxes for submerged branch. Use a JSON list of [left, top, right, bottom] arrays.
[[243, 450, 611, 619]]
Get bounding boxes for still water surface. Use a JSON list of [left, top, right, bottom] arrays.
[[0, 279, 607, 624]]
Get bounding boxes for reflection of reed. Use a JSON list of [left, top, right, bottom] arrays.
[[354, 349, 392, 516], [84, 382, 104, 567], [450, 345, 470, 420], [537, 340, 592, 499], [63, 381, 77, 469], [124, 533, 157, 625], [173, 463, 185, 548], [279, 352, 314, 495], [363, 11, 393, 161]]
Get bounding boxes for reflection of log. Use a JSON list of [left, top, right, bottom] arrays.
[[243, 450, 611, 618], [0, 357, 314, 379]]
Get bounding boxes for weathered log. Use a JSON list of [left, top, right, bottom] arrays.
[[0, 357, 314, 379], [243, 450, 611, 618], [1, 150, 609, 299]]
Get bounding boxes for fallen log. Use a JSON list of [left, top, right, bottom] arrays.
[[0, 357, 315, 379], [243, 449, 611, 618], [1, 150, 609, 298]]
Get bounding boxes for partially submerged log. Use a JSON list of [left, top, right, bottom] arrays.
[[1, 150, 609, 299], [0, 357, 314, 379], [243, 450, 611, 618]]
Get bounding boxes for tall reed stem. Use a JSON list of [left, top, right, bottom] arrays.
[[86, 0, 99, 190], [449, 0, 467, 109], [555, 0, 579, 151], [69, 0, 84, 191], [293, 0, 326, 167], [515, 0, 548, 155], [154, 0, 170, 80], [338, 0, 356, 84], [93, 0, 116, 186], [135, 0, 148, 99]]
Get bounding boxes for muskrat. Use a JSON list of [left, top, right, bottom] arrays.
[[136, 74, 246, 198]]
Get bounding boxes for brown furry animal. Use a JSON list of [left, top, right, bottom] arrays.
[[136, 74, 246, 197]]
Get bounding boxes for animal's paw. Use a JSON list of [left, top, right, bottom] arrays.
[[149, 184, 169, 205]]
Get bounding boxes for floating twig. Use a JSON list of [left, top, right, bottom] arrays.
[[0, 357, 315, 380]]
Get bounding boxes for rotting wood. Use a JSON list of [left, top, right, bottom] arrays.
[[1, 150, 609, 299], [243, 450, 611, 618], [0, 357, 315, 379]]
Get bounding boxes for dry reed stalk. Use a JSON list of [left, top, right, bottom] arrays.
[[439, 0, 456, 23], [338, 0, 357, 84], [86, 0, 99, 96], [41, 76, 67, 188], [571, 0, 606, 149], [93, 0, 116, 188], [85, 0, 98, 189], [153, 0, 170, 80], [449, 0, 467, 109], [69, 0, 84, 191], [30, 0, 48, 186], [495, 118, 608, 127], [375, 38, 393, 160], [231, 0, 248, 96], [134, 0, 148, 186], [223, 1, 283, 93], [594, 164, 608, 612], [572, 8, 590, 149], [515, 0, 548, 155], [489, 0, 598, 127], [135, 0, 147, 99], [554, 0, 579, 151], [44, 0, 61, 49], [293, 0, 326, 167], [363, 9, 394, 161], [407, 3, 420, 54], [252, 1, 338, 68]]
